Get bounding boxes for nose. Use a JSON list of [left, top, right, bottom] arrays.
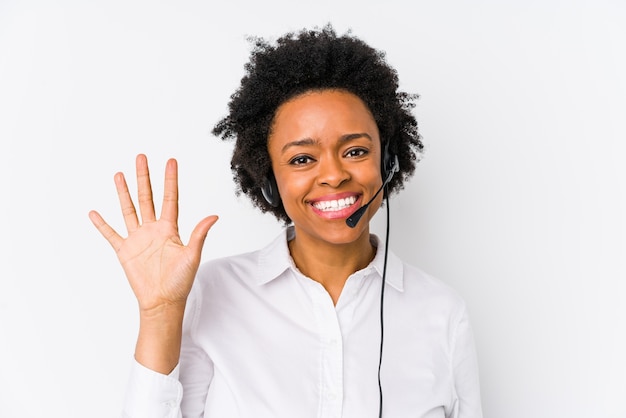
[[317, 155, 350, 188]]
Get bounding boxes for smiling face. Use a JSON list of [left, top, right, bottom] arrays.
[[268, 89, 384, 247]]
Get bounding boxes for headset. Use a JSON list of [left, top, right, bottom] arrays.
[[261, 143, 398, 418]]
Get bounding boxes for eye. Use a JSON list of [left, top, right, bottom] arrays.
[[345, 148, 369, 158], [289, 155, 315, 165]]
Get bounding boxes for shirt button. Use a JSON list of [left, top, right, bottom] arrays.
[[327, 392, 337, 401]]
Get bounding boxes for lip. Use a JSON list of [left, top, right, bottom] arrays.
[[308, 192, 362, 220]]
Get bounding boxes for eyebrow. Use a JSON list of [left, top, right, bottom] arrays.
[[280, 132, 373, 154]]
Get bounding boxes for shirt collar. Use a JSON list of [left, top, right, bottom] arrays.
[[257, 227, 294, 285], [257, 226, 404, 292], [369, 232, 404, 292]]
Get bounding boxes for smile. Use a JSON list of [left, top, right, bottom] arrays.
[[312, 196, 357, 212]]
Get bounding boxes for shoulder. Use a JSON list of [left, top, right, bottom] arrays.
[[184, 249, 266, 326], [192, 226, 293, 293], [194, 249, 262, 288], [390, 255, 468, 319], [405, 262, 463, 301]]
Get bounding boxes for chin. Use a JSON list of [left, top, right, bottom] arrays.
[[296, 220, 370, 245]]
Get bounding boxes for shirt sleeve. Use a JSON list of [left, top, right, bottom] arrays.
[[178, 281, 214, 417], [122, 361, 183, 418], [450, 304, 483, 418], [121, 281, 214, 418]]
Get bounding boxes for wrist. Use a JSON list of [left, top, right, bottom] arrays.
[[139, 301, 186, 323], [135, 303, 186, 374]]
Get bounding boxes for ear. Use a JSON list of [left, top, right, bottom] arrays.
[[381, 142, 399, 198], [261, 175, 281, 207], [381, 142, 398, 180]]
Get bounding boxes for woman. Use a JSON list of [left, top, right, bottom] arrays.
[[89, 25, 482, 418]]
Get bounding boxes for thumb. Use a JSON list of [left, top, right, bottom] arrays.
[[187, 215, 219, 252]]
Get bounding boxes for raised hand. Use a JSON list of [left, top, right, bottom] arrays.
[[89, 154, 218, 313], [89, 155, 218, 373]]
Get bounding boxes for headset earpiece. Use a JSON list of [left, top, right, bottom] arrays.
[[381, 143, 399, 196], [261, 175, 281, 207]]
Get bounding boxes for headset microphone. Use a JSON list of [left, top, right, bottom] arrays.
[[346, 154, 399, 228]]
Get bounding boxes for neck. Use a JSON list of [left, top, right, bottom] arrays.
[[288, 228, 376, 305]]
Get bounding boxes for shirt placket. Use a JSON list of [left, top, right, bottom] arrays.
[[311, 286, 344, 418]]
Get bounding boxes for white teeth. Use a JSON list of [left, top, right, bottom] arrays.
[[313, 196, 357, 212]]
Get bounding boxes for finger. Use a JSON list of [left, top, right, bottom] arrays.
[[136, 154, 157, 223], [187, 215, 219, 254], [160, 158, 179, 223], [88, 210, 124, 251], [115, 172, 139, 232]]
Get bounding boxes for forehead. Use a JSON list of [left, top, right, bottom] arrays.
[[268, 89, 379, 145]]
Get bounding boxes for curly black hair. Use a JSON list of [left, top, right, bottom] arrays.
[[212, 24, 423, 224]]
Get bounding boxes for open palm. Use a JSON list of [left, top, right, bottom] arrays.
[[89, 154, 218, 313]]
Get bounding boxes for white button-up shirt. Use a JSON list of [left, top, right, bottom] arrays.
[[123, 227, 482, 418]]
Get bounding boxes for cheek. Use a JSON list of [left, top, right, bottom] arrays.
[[276, 173, 311, 205], [362, 162, 383, 186]]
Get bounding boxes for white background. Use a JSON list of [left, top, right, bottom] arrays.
[[1, 1, 625, 417]]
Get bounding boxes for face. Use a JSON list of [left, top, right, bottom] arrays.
[[267, 89, 384, 246]]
